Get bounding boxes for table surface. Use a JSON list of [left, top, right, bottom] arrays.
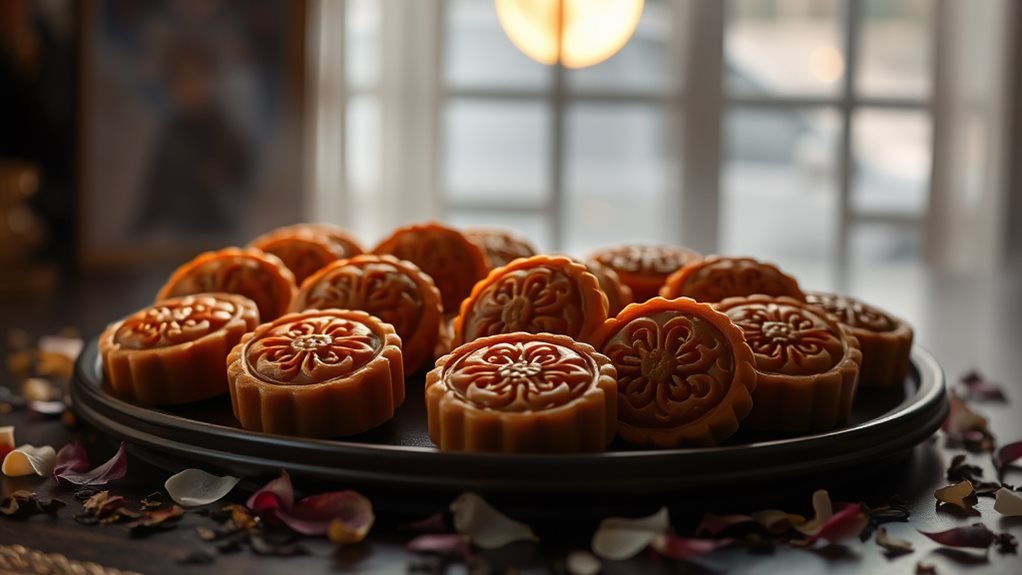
[[2, 263, 1021, 575]]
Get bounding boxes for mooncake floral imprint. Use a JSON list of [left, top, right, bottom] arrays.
[[588, 244, 702, 301], [660, 256, 805, 303]]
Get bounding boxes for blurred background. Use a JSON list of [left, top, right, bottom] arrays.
[[1, 0, 1020, 324]]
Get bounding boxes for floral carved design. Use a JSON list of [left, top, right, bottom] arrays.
[[168, 257, 284, 318], [115, 295, 237, 349], [444, 340, 596, 412], [603, 314, 733, 427], [381, 232, 481, 312], [806, 293, 895, 332], [246, 316, 381, 385], [465, 230, 535, 268], [300, 262, 423, 338], [595, 245, 697, 275], [680, 260, 800, 302], [462, 267, 581, 341], [726, 303, 845, 375]]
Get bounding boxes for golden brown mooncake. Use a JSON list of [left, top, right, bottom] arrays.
[[463, 227, 538, 268], [660, 255, 805, 303], [588, 244, 702, 302]]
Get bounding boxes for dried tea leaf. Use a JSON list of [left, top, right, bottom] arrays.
[[73, 487, 100, 502], [960, 371, 1007, 401], [450, 493, 537, 550], [695, 513, 754, 536], [565, 550, 601, 575], [127, 505, 185, 537], [919, 523, 996, 549], [750, 509, 806, 534], [2, 444, 56, 477], [1, 490, 65, 519], [934, 480, 978, 513], [224, 503, 259, 531], [54, 442, 127, 486], [994, 440, 1022, 479], [875, 527, 914, 555], [915, 561, 937, 575], [794, 490, 833, 536], [140, 492, 164, 511], [946, 454, 983, 483], [993, 488, 1022, 516], [165, 468, 239, 507], [994, 532, 1017, 554], [591, 506, 669, 560], [82, 490, 127, 518], [650, 533, 735, 560]]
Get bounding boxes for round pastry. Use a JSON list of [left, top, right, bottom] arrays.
[[715, 295, 862, 433], [805, 292, 913, 389], [463, 227, 537, 268], [373, 222, 490, 314], [454, 255, 608, 345], [426, 332, 617, 453], [583, 258, 634, 316], [291, 254, 442, 374], [157, 247, 297, 321], [434, 315, 457, 360], [249, 226, 345, 285], [660, 256, 805, 303], [274, 223, 365, 258], [100, 293, 259, 405], [227, 309, 404, 437], [587, 244, 702, 302], [591, 297, 757, 448]]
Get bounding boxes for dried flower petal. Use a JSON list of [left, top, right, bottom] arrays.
[[995, 441, 1022, 479], [650, 533, 735, 560], [915, 561, 937, 575], [943, 394, 989, 440], [127, 505, 185, 537], [875, 527, 914, 555], [794, 490, 833, 536], [695, 513, 754, 536], [566, 550, 601, 575], [278, 490, 374, 539], [164, 469, 239, 507], [406, 533, 472, 558], [54, 442, 127, 486], [591, 506, 669, 560], [1, 490, 65, 518], [750, 509, 806, 534], [805, 503, 868, 544], [960, 372, 1007, 402], [934, 480, 978, 513], [919, 523, 996, 549], [53, 443, 90, 479], [140, 492, 164, 511], [946, 454, 984, 483], [994, 532, 1018, 554], [246, 469, 294, 515], [450, 492, 537, 550], [993, 488, 1022, 516], [2, 444, 56, 477]]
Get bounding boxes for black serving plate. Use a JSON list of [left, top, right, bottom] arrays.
[[72, 338, 946, 498]]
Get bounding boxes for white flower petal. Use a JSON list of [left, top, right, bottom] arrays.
[[994, 488, 1022, 517], [591, 506, 670, 560], [2, 444, 56, 477], [450, 492, 538, 549], [165, 468, 240, 507], [0, 426, 14, 450], [566, 550, 601, 575]]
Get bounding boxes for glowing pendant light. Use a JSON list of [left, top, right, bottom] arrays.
[[495, 0, 644, 69]]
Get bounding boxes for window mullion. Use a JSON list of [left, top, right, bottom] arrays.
[[837, 0, 863, 283]]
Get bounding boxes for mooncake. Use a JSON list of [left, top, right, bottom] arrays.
[[157, 247, 297, 320], [592, 297, 757, 447], [660, 256, 805, 303], [100, 293, 259, 405], [426, 332, 617, 452], [463, 227, 537, 268], [715, 295, 862, 432], [454, 255, 608, 345], [583, 258, 634, 316], [227, 309, 404, 437], [588, 244, 702, 302], [249, 226, 345, 285], [373, 222, 490, 314], [292, 254, 442, 374], [276, 223, 365, 258], [805, 292, 913, 389]]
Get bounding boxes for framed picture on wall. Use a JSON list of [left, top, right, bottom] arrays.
[[77, 0, 307, 266]]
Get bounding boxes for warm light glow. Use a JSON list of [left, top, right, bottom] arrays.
[[809, 45, 844, 84], [495, 0, 644, 69]]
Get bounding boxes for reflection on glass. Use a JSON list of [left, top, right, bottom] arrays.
[[852, 110, 931, 218], [446, 209, 552, 252], [567, 0, 678, 92], [445, 0, 550, 89], [346, 0, 380, 89], [443, 100, 551, 206], [856, 0, 932, 98], [721, 107, 840, 263], [726, 0, 843, 96], [563, 104, 674, 255]]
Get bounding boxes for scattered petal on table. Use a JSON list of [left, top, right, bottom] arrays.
[[942, 394, 989, 441], [591, 506, 670, 560], [247, 469, 294, 514], [751, 509, 806, 534], [451, 492, 538, 550], [165, 469, 239, 507], [994, 532, 1018, 554], [915, 561, 937, 574], [650, 533, 735, 560], [53, 442, 91, 480], [406, 533, 473, 560], [126, 505, 185, 537], [946, 454, 984, 483], [919, 523, 996, 549], [934, 480, 978, 513], [993, 488, 1022, 517], [1, 490, 65, 518], [695, 513, 754, 536], [566, 550, 601, 575], [2, 444, 56, 477], [875, 527, 914, 555], [794, 490, 833, 536], [994, 441, 1022, 479], [805, 503, 868, 544], [54, 442, 127, 486], [960, 372, 1007, 402], [277, 490, 374, 539]]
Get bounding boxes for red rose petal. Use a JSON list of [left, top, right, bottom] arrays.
[[961, 372, 1007, 402], [806, 503, 868, 544], [246, 469, 294, 515], [919, 523, 996, 549], [52, 442, 91, 482], [54, 443, 127, 486], [695, 513, 754, 536], [995, 441, 1022, 478], [650, 533, 735, 560], [277, 490, 374, 537], [407, 533, 472, 557]]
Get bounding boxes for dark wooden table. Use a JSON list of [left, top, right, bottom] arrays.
[[2, 264, 1021, 574]]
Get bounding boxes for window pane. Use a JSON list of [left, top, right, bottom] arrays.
[[856, 0, 932, 98], [849, 221, 921, 263], [852, 110, 931, 218], [446, 209, 552, 252], [726, 0, 844, 96], [567, 0, 681, 93], [347, 96, 382, 242], [563, 104, 676, 255], [721, 107, 840, 264], [346, 0, 380, 89], [443, 100, 551, 207], [444, 0, 551, 89]]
